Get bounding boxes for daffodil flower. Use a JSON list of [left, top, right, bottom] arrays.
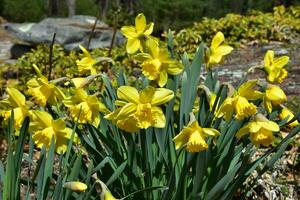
[[105, 86, 174, 132], [63, 88, 108, 127], [173, 117, 220, 152], [121, 13, 156, 54], [76, 45, 97, 75], [0, 88, 30, 129], [206, 32, 233, 68], [279, 107, 299, 128], [263, 84, 287, 113], [217, 80, 263, 121], [133, 40, 183, 87], [63, 181, 87, 192], [27, 64, 65, 106], [236, 114, 279, 147], [263, 50, 289, 83], [30, 110, 75, 153]]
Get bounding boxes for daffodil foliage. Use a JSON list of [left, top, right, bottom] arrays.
[[0, 13, 299, 200]]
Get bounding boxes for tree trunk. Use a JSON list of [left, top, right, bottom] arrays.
[[66, 0, 76, 17], [49, 0, 59, 16]]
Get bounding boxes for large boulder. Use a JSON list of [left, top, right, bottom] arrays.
[[3, 15, 124, 50]]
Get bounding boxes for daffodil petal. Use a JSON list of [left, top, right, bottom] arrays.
[[236, 125, 250, 138], [117, 86, 139, 104], [211, 32, 225, 50], [202, 128, 220, 136], [144, 22, 154, 35], [257, 121, 279, 132], [7, 88, 26, 107], [214, 45, 234, 56], [264, 50, 274, 67], [157, 71, 168, 87], [151, 88, 174, 106], [32, 110, 53, 128], [152, 106, 166, 128], [126, 38, 141, 54], [135, 13, 147, 33], [273, 56, 289, 69], [116, 103, 137, 120], [121, 26, 138, 38]]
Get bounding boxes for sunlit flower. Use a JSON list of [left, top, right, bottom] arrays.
[[206, 31, 233, 68], [121, 13, 157, 54], [263, 50, 289, 83], [263, 84, 287, 113], [63, 181, 87, 192], [236, 114, 279, 147], [63, 88, 108, 127], [217, 80, 263, 121], [105, 86, 174, 132], [279, 107, 299, 128], [31, 110, 74, 153], [0, 88, 30, 129], [173, 118, 220, 152], [27, 64, 65, 106], [76, 45, 97, 75], [133, 40, 183, 87]]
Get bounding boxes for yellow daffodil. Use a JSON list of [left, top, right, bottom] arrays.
[[236, 114, 279, 147], [279, 107, 299, 128], [30, 110, 74, 153], [263, 85, 287, 113], [76, 45, 97, 75], [121, 13, 156, 54], [27, 64, 65, 106], [133, 40, 183, 87], [63, 88, 108, 127], [104, 190, 118, 200], [206, 31, 233, 68], [97, 180, 118, 200], [263, 50, 289, 83], [63, 181, 87, 192], [173, 116, 220, 152], [217, 80, 263, 121], [105, 86, 174, 132], [0, 88, 30, 129]]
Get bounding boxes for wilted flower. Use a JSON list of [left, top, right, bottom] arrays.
[[173, 115, 220, 152], [105, 86, 174, 132], [133, 40, 183, 87], [76, 45, 97, 75], [121, 13, 157, 54], [263, 50, 289, 83], [27, 64, 65, 106], [263, 84, 287, 113], [236, 114, 279, 147], [279, 107, 299, 128], [206, 31, 233, 68], [0, 88, 30, 129], [217, 80, 263, 121], [31, 110, 75, 153]]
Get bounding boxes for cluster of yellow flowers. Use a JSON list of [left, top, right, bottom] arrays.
[[0, 13, 298, 157]]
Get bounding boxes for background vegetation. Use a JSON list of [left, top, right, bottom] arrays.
[[1, 0, 300, 32]]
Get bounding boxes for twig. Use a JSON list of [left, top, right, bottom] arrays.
[[48, 33, 56, 80], [87, 18, 98, 50]]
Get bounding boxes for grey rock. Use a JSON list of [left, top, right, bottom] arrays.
[[3, 15, 124, 50]]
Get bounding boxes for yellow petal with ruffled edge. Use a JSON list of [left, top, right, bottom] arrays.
[[117, 86, 139, 104], [152, 106, 166, 128]]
